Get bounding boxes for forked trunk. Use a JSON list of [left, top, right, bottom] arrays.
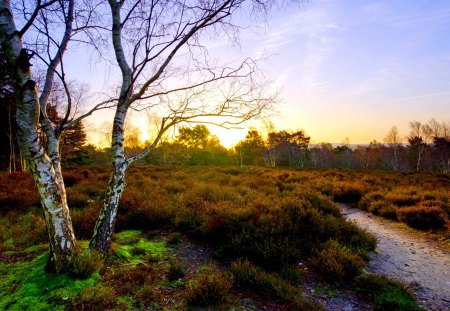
[[0, 0, 76, 273]]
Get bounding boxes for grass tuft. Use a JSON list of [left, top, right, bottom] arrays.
[[356, 274, 422, 311], [186, 268, 233, 307]]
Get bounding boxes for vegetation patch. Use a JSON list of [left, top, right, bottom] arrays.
[[230, 259, 298, 301], [0, 253, 99, 310], [186, 268, 233, 307], [356, 274, 422, 311], [309, 240, 365, 281], [112, 230, 168, 266], [397, 205, 448, 230]]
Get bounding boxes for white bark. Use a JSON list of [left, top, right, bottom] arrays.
[[0, 0, 76, 273]]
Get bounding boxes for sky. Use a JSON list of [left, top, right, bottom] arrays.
[[71, 0, 450, 148]]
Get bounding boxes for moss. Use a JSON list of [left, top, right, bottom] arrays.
[[0, 254, 99, 310], [113, 230, 168, 267], [1, 238, 14, 248], [159, 278, 184, 289], [114, 230, 142, 244]]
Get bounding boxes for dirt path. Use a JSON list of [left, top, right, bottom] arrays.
[[340, 204, 450, 311]]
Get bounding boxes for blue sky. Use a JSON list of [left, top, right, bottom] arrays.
[[76, 0, 450, 147], [209, 0, 450, 145]]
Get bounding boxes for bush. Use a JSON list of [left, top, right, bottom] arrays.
[[186, 269, 233, 307], [309, 241, 365, 281], [397, 205, 448, 230], [67, 285, 117, 310], [279, 265, 304, 286], [68, 249, 104, 279], [230, 260, 297, 301], [367, 200, 398, 220], [356, 274, 421, 311], [0, 212, 47, 248], [332, 182, 365, 204], [71, 202, 101, 239], [167, 259, 185, 281], [358, 192, 386, 211]]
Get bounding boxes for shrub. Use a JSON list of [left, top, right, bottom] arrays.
[[358, 192, 386, 211], [186, 269, 233, 307], [367, 200, 398, 220], [309, 241, 365, 281], [356, 274, 421, 311], [386, 191, 421, 207], [279, 265, 304, 286], [332, 182, 365, 204], [67, 285, 117, 310], [167, 259, 185, 281], [0, 212, 47, 248], [68, 249, 104, 279], [397, 205, 448, 230], [230, 260, 297, 301], [0, 172, 40, 212], [167, 232, 183, 245]]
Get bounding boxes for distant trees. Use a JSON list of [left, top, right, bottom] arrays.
[[230, 118, 449, 172], [0, 48, 22, 171], [235, 129, 265, 166]]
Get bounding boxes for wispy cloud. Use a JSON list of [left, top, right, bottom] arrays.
[[253, 2, 340, 96]]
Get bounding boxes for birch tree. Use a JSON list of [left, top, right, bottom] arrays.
[[384, 126, 402, 171], [0, 0, 79, 273], [2, 0, 288, 271], [408, 121, 432, 171], [0, 0, 113, 272], [89, 0, 278, 254]]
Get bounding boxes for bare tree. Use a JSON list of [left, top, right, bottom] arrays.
[[1, 0, 79, 272], [0, 0, 114, 272], [384, 126, 402, 171], [408, 121, 432, 171], [86, 0, 280, 255]]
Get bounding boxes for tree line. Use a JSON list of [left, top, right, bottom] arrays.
[[141, 120, 449, 173], [45, 120, 445, 174]]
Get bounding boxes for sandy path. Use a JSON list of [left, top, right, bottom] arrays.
[[341, 204, 450, 311]]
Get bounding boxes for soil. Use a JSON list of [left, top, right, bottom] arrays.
[[341, 204, 450, 311]]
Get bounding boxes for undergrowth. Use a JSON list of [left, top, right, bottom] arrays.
[[0, 165, 436, 309], [356, 274, 423, 311]]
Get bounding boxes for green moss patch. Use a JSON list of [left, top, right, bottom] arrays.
[[0, 254, 99, 310], [113, 230, 168, 266]]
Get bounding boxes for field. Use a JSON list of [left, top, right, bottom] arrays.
[[1, 165, 447, 310]]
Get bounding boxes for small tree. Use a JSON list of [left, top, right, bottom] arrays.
[[384, 126, 402, 171], [235, 129, 265, 166], [407, 121, 432, 171]]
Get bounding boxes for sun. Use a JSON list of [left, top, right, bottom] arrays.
[[208, 126, 249, 149]]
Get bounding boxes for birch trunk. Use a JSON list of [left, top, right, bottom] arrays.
[[0, 0, 76, 273], [90, 107, 128, 254], [89, 1, 132, 255]]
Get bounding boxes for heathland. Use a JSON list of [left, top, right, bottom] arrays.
[[1, 165, 449, 310]]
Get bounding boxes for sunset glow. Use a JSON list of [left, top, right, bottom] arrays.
[[79, 0, 450, 149]]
